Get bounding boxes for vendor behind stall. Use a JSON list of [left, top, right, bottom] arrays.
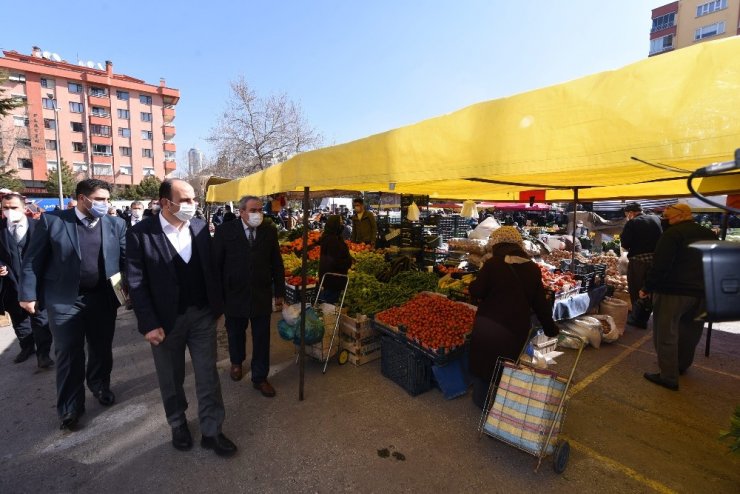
[[319, 215, 352, 304], [350, 198, 377, 245], [468, 226, 558, 409]]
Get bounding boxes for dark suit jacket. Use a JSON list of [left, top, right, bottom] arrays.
[[213, 218, 285, 318], [126, 216, 222, 335], [0, 218, 38, 311], [20, 209, 126, 314]]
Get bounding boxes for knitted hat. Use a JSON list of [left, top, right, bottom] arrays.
[[489, 226, 524, 248], [663, 203, 693, 221]]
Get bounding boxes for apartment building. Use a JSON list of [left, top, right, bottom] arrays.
[[650, 0, 740, 56], [0, 46, 179, 194]]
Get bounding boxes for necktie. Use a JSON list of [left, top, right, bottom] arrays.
[[248, 228, 255, 244], [85, 217, 96, 228], [12, 224, 23, 243]]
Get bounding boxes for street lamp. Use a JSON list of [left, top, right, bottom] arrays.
[[47, 93, 64, 208]]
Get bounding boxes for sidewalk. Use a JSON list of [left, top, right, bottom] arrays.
[[0, 309, 738, 493]]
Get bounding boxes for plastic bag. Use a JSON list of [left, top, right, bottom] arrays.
[[561, 317, 602, 348], [469, 217, 501, 240], [278, 307, 325, 345], [618, 252, 629, 275], [460, 200, 478, 219], [278, 318, 297, 341], [282, 303, 301, 326], [407, 201, 421, 222]]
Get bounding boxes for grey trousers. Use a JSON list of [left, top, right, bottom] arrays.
[[151, 306, 225, 437], [652, 293, 705, 384]]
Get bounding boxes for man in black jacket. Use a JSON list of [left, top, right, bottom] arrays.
[[640, 204, 716, 391], [621, 202, 663, 328], [213, 195, 285, 396], [0, 193, 53, 368], [126, 179, 236, 456]]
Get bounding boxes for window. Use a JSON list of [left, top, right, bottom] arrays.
[[40, 78, 53, 88], [120, 146, 132, 157], [71, 121, 85, 132], [16, 138, 31, 148], [44, 118, 56, 130], [142, 148, 153, 158], [47, 160, 58, 170], [697, 0, 728, 17], [72, 142, 86, 152], [117, 109, 130, 119], [42, 98, 55, 110], [89, 86, 107, 97], [93, 164, 113, 176], [141, 130, 153, 140], [69, 102, 83, 113], [119, 165, 132, 176], [73, 162, 88, 173], [8, 74, 25, 82], [143, 167, 156, 176], [141, 112, 152, 122], [116, 90, 129, 101], [649, 34, 674, 55], [91, 106, 109, 117], [695, 21, 726, 40], [92, 144, 112, 156], [651, 12, 676, 32], [90, 124, 111, 136], [17, 158, 33, 169], [13, 115, 29, 127], [68, 82, 83, 94], [118, 127, 131, 138], [140, 95, 152, 105], [46, 139, 57, 151], [165, 151, 177, 161]]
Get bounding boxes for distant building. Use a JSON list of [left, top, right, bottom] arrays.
[[0, 46, 179, 195], [188, 148, 204, 175], [650, 1, 740, 56]]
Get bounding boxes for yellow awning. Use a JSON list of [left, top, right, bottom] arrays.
[[208, 36, 740, 202]]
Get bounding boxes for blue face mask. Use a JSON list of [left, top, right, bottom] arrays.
[[85, 196, 109, 218]]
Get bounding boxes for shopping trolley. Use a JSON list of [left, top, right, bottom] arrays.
[[477, 329, 587, 473]]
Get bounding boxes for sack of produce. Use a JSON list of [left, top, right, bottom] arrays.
[[600, 297, 629, 335], [557, 333, 582, 349], [468, 217, 500, 240], [592, 314, 618, 343], [278, 307, 326, 345], [564, 316, 602, 349], [278, 318, 297, 341]]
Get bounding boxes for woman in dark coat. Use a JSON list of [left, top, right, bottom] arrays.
[[468, 226, 558, 408], [319, 215, 352, 304]]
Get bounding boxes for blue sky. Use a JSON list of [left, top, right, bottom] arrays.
[[3, 0, 664, 172]]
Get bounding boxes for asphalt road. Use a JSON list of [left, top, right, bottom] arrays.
[[0, 309, 738, 493]]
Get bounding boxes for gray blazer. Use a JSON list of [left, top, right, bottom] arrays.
[[19, 209, 126, 313]]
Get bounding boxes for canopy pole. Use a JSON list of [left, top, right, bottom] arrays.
[[299, 186, 309, 401], [571, 188, 579, 262]]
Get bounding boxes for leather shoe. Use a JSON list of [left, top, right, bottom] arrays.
[[13, 347, 35, 364], [171, 423, 193, 451], [94, 389, 116, 407], [230, 364, 243, 382], [201, 433, 237, 457], [643, 372, 678, 391], [37, 354, 55, 369], [253, 380, 276, 398], [60, 407, 85, 430]]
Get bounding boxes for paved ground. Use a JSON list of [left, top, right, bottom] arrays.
[[0, 308, 738, 493]]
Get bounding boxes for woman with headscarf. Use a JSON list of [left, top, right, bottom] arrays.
[[319, 215, 352, 304], [468, 226, 558, 408]]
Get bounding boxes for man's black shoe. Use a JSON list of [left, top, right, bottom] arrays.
[[172, 424, 193, 451], [94, 389, 115, 407], [643, 372, 678, 391], [37, 354, 54, 369], [13, 347, 35, 364], [60, 407, 85, 430], [201, 433, 237, 457]]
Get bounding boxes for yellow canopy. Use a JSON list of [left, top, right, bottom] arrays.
[[208, 36, 740, 202]]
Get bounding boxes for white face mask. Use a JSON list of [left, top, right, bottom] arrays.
[[3, 208, 24, 223], [131, 209, 143, 219], [170, 201, 196, 222], [247, 212, 263, 228]]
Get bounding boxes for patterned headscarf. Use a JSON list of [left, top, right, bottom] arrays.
[[489, 226, 524, 248]]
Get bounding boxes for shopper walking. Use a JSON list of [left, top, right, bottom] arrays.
[[318, 215, 352, 304]]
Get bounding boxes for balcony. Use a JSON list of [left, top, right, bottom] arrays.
[[163, 124, 176, 139], [90, 115, 111, 126], [88, 95, 110, 107], [163, 107, 176, 123], [163, 142, 176, 153], [165, 160, 177, 172], [90, 135, 113, 146]]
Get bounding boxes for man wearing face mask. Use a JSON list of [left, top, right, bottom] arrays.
[[127, 201, 145, 228], [213, 195, 285, 396], [126, 179, 236, 456], [144, 199, 160, 218], [19, 179, 126, 430], [0, 193, 53, 368], [350, 198, 377, 245]]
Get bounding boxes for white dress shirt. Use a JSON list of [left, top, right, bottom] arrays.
[[75, 207, 100, 228], [160, 213, 192, 262], [9, 214, 28, 242]]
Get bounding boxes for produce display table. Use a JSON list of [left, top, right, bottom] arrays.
[[552, 285, 608, 321]]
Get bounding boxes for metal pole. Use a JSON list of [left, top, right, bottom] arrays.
[[571, 188, 579, 262], [50, 96, 64, 208], [299, 186, 309, 401]]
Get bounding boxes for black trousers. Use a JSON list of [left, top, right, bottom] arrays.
[[5, 290, 52, 355], [47, 290, 117, 417], [225, 314, 271, 383], [627, 258, 653, 324]]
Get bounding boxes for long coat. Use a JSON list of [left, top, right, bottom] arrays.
[[212, 218, 285, 318], [468, 245, 557, 381]]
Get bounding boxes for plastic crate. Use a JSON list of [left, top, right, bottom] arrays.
[[285, 283, 318, 305], [574, 272, 595, 293], [380, 335, 434, 396]]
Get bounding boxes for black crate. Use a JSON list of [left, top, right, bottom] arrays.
[[285, 283, 318, 305], [380, 335, 434, 396], [574, 272, 595, 293]]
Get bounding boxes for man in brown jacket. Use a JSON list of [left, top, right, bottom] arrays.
[[350, 198, 377, 245]]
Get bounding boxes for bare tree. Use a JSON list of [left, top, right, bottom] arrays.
[[208, 76, 322, 177]]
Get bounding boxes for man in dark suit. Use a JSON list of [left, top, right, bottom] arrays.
[[127, 201, 145, 229], [213, 195, 284, 397], [0, 193, 53, 368], [20, 179, 126, 430], [221, 205, 236, 223], [126, 179, 236, 457]]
